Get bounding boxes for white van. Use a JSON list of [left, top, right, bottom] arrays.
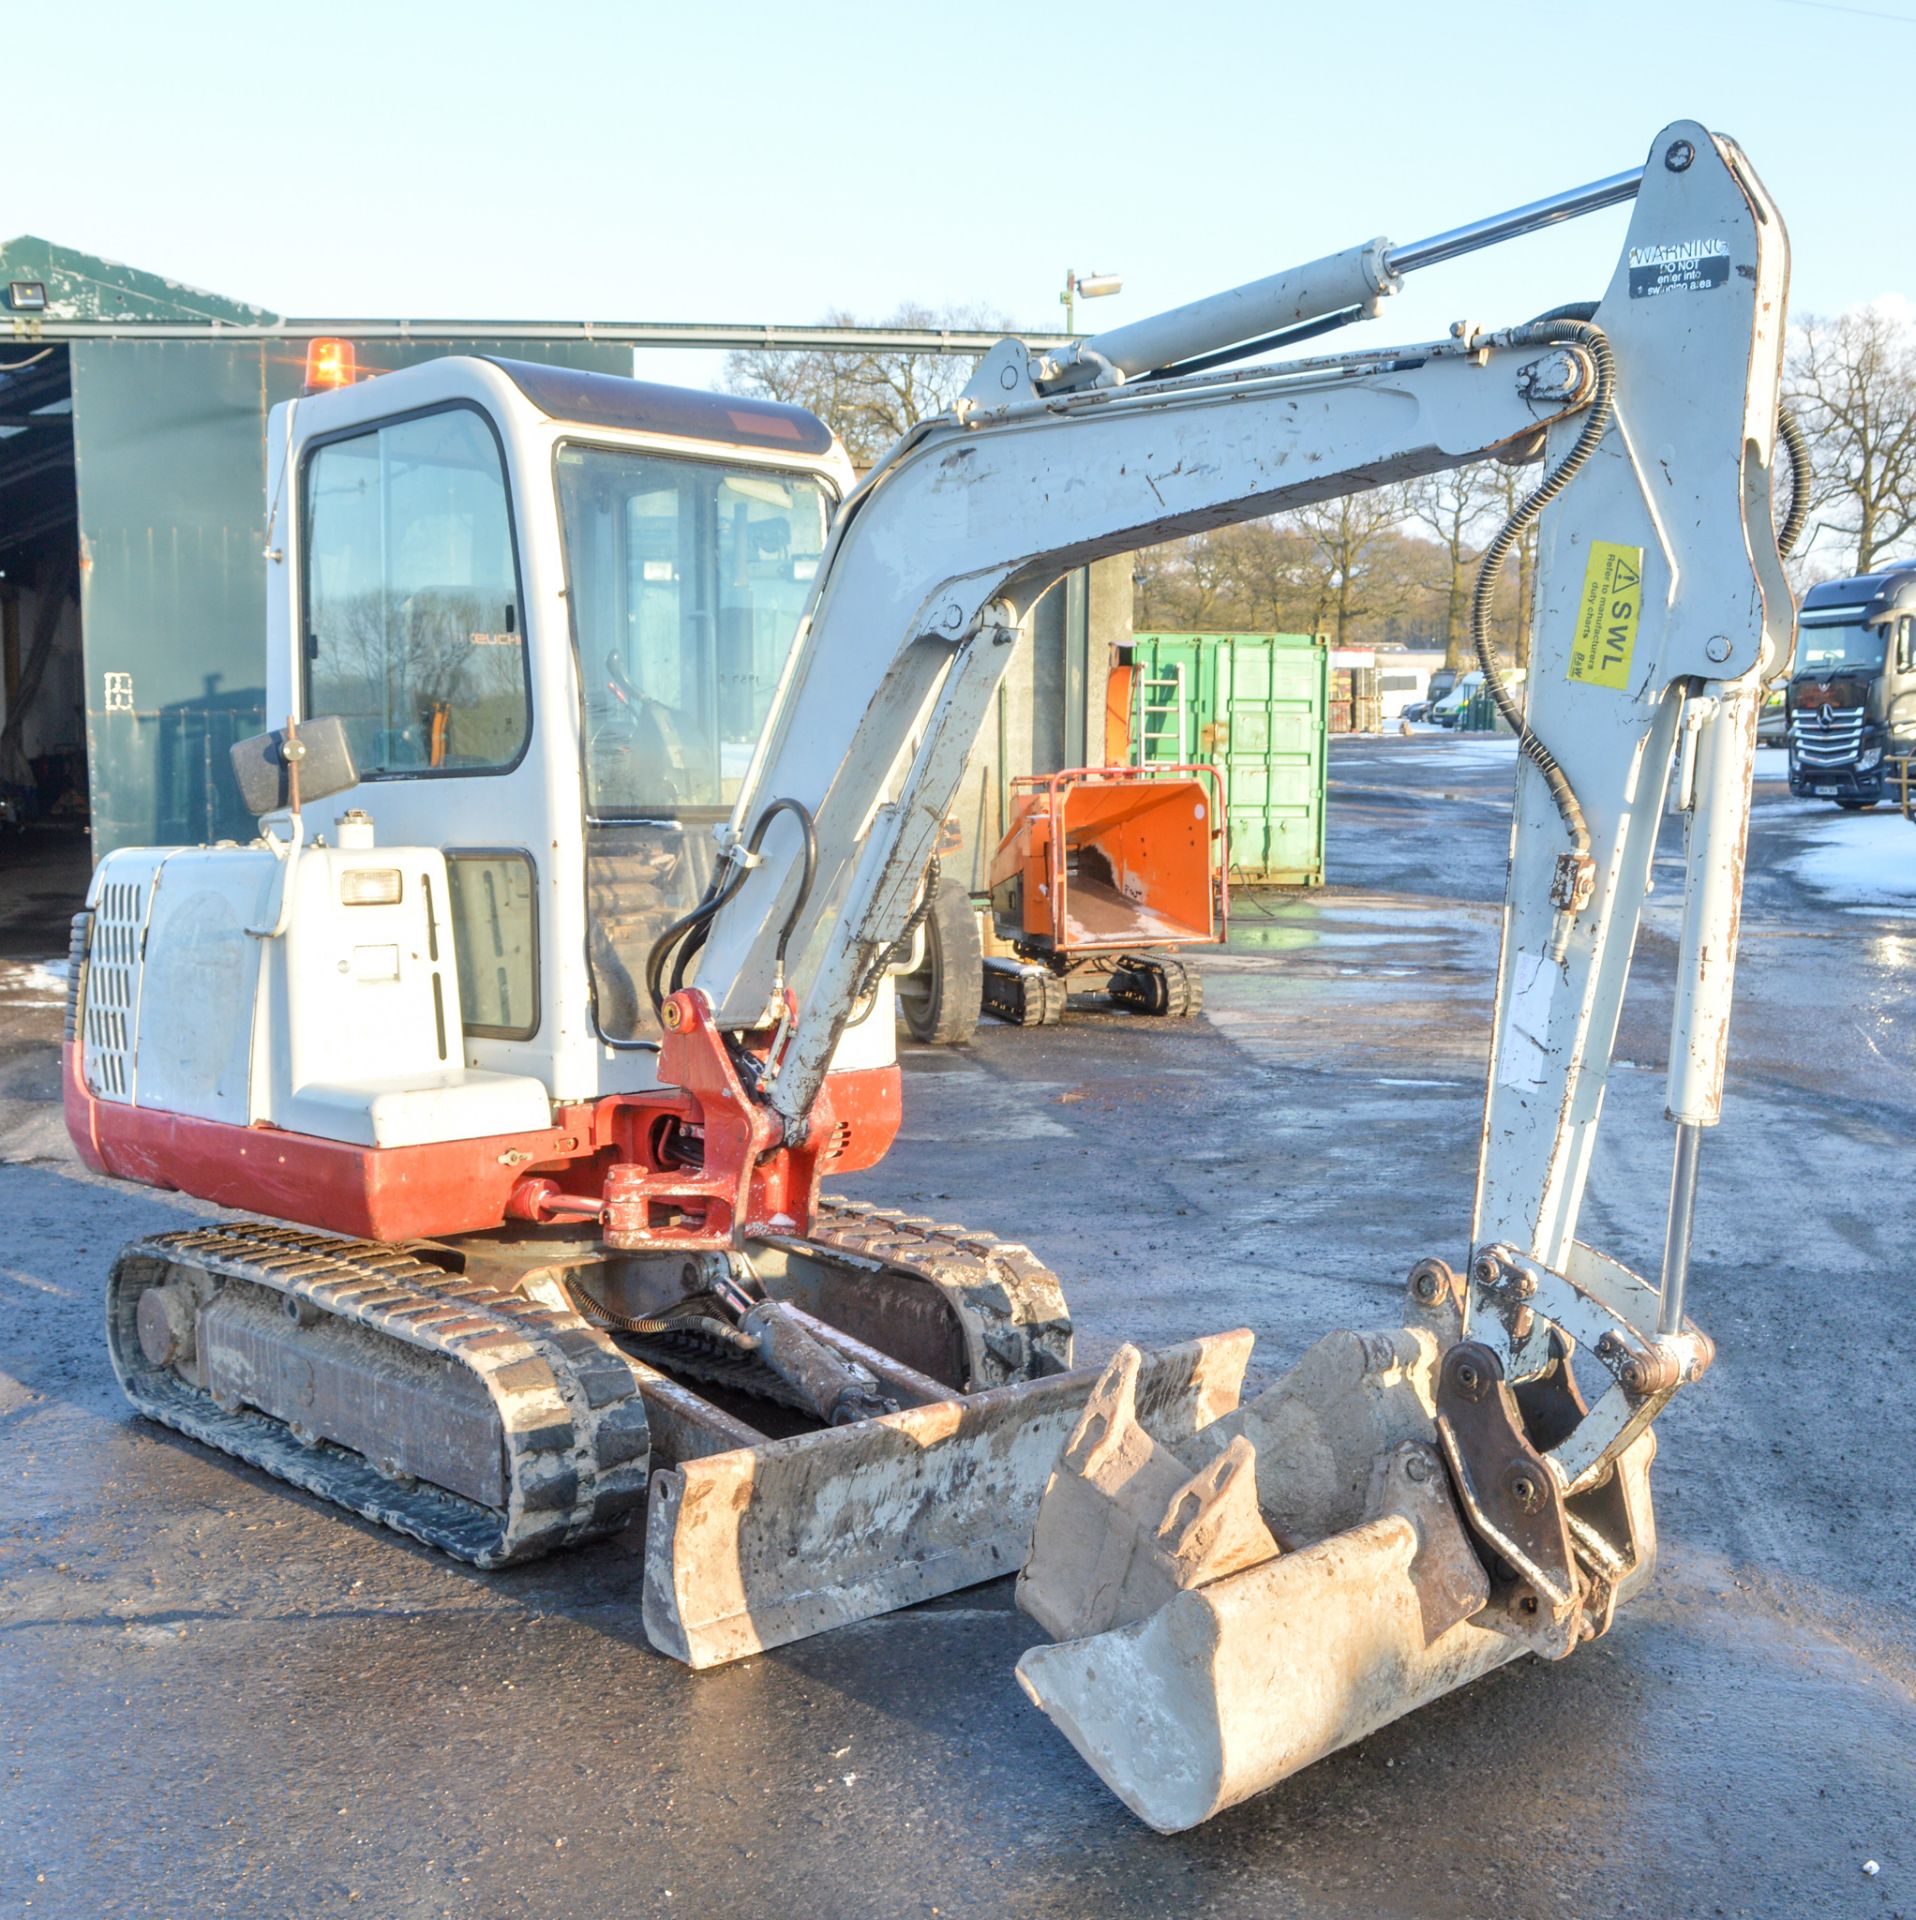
[[1433, 667, 1526, 729]]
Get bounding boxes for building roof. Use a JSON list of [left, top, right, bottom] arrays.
[[1, 235, 276, 326]]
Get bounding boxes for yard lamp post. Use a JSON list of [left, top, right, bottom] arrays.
[[1061, 269, 1122, 334]]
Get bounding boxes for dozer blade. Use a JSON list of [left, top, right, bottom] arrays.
[[642, 1331, 1252, 1669], [1013, 1333, 1659, 1830]]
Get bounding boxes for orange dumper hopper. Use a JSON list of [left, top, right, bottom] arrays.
[[983, 765, 1227, 1025]]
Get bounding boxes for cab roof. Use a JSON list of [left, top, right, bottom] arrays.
[[1801, 565, 1916, 611], [487, 358, 834, 457]]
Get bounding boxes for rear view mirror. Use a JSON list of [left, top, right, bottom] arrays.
[[230, 716, 359, 816]]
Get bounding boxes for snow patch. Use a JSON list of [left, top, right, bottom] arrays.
[[1427, 736, 1521, 767], [0, 959, 68, 1008], [1785, 813, 1916, 905]]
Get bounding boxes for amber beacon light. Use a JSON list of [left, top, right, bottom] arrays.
[[303, 337, 358, 392]]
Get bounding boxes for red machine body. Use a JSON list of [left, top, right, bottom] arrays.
[[65, 991, 901, 1249]]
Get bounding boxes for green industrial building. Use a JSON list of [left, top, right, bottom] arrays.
[[0, 244, 1130, 886], [0, 239, 628, 861]]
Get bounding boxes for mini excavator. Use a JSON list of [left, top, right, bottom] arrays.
[[65, 121, 1793, 1822]]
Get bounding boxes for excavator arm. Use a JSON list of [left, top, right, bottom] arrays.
[[634, 119, 1795, 1824], [649, 121, 1790, 1333], [1004, 124, 1797, 1829]]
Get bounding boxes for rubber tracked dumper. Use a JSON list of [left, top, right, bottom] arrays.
[[982, 765, 1226, 1026], [70, 119, 1794, 1791]]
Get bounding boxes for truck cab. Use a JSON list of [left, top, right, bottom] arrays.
[[1786, 566, 1916, 808]]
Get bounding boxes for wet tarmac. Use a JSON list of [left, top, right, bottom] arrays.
[[0, 742, 1911, 1918]]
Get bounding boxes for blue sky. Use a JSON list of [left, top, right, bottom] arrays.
[[6, 0, 1909, 389]]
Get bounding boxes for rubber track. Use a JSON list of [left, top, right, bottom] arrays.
[[107, 1223, 652, 1569], [981, 959, 1065, 1027], [798, 1197, 1073, 1389]]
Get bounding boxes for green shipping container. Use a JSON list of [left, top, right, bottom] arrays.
[[1128, 631, 1327, 886]]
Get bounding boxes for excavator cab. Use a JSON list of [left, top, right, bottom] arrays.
[[274, 358, 870, 1075]]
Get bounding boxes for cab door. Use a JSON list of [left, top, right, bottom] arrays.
[[296, 400, 552, 1083]]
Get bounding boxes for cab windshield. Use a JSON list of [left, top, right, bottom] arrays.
[[1796, 616, 1887, 674], [556, 444, 830, 814]]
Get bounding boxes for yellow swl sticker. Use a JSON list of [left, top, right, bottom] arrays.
[[1568, 542, 1644, 690]]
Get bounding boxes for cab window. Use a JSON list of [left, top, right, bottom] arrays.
[[556, 444, 829, 813], [303, 407, 528, 775]]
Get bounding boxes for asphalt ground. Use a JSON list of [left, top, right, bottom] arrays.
[[0, 742, 1911, 1919]]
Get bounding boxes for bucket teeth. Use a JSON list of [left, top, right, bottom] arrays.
[[1017, 1345, 1278, 1642], [1061, 1341, 1148, 1479], [1023, 1325, 1446, 1645], [1197, 1326, 1442, 1545], [1155, 1434, 1277, 1578]]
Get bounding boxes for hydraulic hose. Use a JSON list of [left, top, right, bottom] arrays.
[[644, 796, 818, 1020], [1470, 318, 1616, 952], [565, 1274, 760, 1351], [666, 796, 819, 998], [1776, 405, 1810, 560], [645, 861, 749, 1018], [759, 796, 819, 975], [853, 854, 941, 1010]]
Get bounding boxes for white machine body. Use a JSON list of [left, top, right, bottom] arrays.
[[81, 830, 552, 1146], [81, 356, 890, 1148]]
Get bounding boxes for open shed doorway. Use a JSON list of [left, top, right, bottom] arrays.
[[0, 342, 90, 945]]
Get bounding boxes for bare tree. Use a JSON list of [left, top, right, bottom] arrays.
[[725, 303, 1011, 468], [1288, 487, 1411, 648], [1786, 304, 1916, 574], [1407, 469, 1503, 670], [1134, 521, 1322, 634]]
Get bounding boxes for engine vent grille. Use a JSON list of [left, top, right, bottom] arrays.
[[63, 910, 90, 1044], [83, 880, 145, 1101]]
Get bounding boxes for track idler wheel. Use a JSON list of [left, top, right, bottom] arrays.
[[1107, 954, 1203, 1018]]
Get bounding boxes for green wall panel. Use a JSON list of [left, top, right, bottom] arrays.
[[67, 333, 625, 857]]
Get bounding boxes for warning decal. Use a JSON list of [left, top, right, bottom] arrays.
[[1568, 542, 1643, 690], [1627, 237, 1731, 299]]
